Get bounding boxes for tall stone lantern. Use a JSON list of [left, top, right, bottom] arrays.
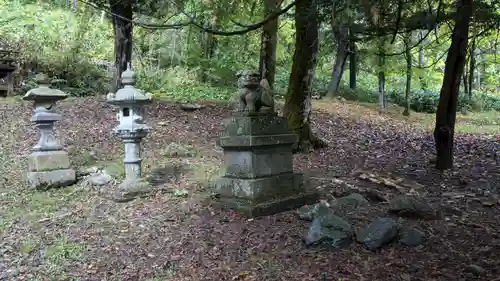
[[107, 66, 152, 192], [23, 73, 76, 189]]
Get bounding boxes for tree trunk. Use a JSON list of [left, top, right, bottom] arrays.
[[284, 0, 325, 153], [200, 14, 218, 82], [468, 33, 476, 101], [349, 37, 357, 90], [463, 69, 468, 91], [326, 29, 349, 97], [378, 39, 386, 114], [417, 30, 428, 90], [110, 0, 133, 93], [403, 33, 412, 116], [259, 0, 279, 89], [434, 0, 472, 170]]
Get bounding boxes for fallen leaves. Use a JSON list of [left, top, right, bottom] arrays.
[[1, 97, 499, 281]]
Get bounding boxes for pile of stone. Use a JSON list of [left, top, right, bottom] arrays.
[[297, 193, 438, 251]]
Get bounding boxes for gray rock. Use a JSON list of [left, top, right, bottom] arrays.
[[398, 226, 427, 247], [466, 264, 485, 276], [316, 207, 352, 233], [77, 166, 100, 178], [356, 217, 399, 251], [363, 189, 389, 202], [85, 172, 113, 186], [296, 203, 321, 221], [333, 193, 369, 210], [389, 195, 439, 219], [305, 217, 353, 249]]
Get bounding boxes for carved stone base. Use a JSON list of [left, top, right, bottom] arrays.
[[27, 151, 71, 172], [113, 179, 153, 202], [213, 111, 319, 217], [214, 172, 318, 217], [213, 191, 319, 218], [26, 150, 75, 189], [27, 169, 76, 190]]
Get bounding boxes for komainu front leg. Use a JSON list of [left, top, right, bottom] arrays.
[[245, 93, 257, 112]]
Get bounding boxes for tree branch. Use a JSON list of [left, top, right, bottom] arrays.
[[80, 0, 300, 35]]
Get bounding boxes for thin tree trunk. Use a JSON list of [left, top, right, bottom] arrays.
[[259, 0, 279, 89], [468, 32, 476, 100], [326, 29, 349, 97], [110, 0, 133, 93], [434, 0, 472, 170], [403, 33, 412, 116], [284, 0, 325, 153], [378, 39, 386, 114], [417, 30, 428, 90], [462, 70, 469, 97], [349, 37, 357, 90]]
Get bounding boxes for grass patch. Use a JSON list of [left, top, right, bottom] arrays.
[[103, 160, 125, 179], [20, 238, 39, 254], [72, 151, 101, 167], [0, 96, 24, 105], [316, 99, 500, 135], [161, 142, 202, 158], [1, 186, 86, 227], [45, 239, 86, 263], [189, 161, 221, 189]]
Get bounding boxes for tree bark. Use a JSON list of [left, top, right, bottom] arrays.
[[326, 29, 349, 97], [284, 0, 325, 153], [110, 0, 133, 93], [259, 0, 279, 89], [349, 37, 357, 90], [434, 0, 472, 170], [403, 33, 412, 116]]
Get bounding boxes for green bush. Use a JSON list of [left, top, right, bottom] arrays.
[[154, 85, 234, 102], [336, 87, 379, 103], [386, 89, 500, 113]]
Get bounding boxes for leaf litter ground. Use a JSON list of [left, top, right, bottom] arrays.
[[0, 97, 499, 281]]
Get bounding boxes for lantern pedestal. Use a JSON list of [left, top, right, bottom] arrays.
[[114, 129, 151, 196]]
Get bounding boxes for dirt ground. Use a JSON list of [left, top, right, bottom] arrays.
[[0, 96, 499, 281]]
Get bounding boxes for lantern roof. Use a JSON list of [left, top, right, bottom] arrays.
[[23, 73, 67, 102], [107, 64, 153, 105]]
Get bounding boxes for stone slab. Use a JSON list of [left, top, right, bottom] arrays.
[[222, 145, 293, 178], [27, 150, 70, 172], [113, 179, 153, 202], [223, 113, 291, 136], [217, 134, 296, 148], [27, 169, 76, 190], [213, 191, 319, 218], [215, 172, 305, 201]]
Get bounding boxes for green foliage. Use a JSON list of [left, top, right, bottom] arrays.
[[0, 2, 113, 95], [385, 89, 500, 113], [154, 85, 233, 102]]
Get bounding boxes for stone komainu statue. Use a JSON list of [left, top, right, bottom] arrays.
[[236, 69, 275, 113]]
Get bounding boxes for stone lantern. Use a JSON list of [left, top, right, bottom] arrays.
[[23, 73, 76, 189], [107, 65, 152, 192]]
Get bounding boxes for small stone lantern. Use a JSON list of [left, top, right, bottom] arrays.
[[23, 73, 76, 189], [107, 65, 152, 192]]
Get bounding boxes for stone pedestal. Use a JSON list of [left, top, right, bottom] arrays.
[[23, 74, 76, 190], [115, 130, 150, 193], [214, 112, 318, 217]]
